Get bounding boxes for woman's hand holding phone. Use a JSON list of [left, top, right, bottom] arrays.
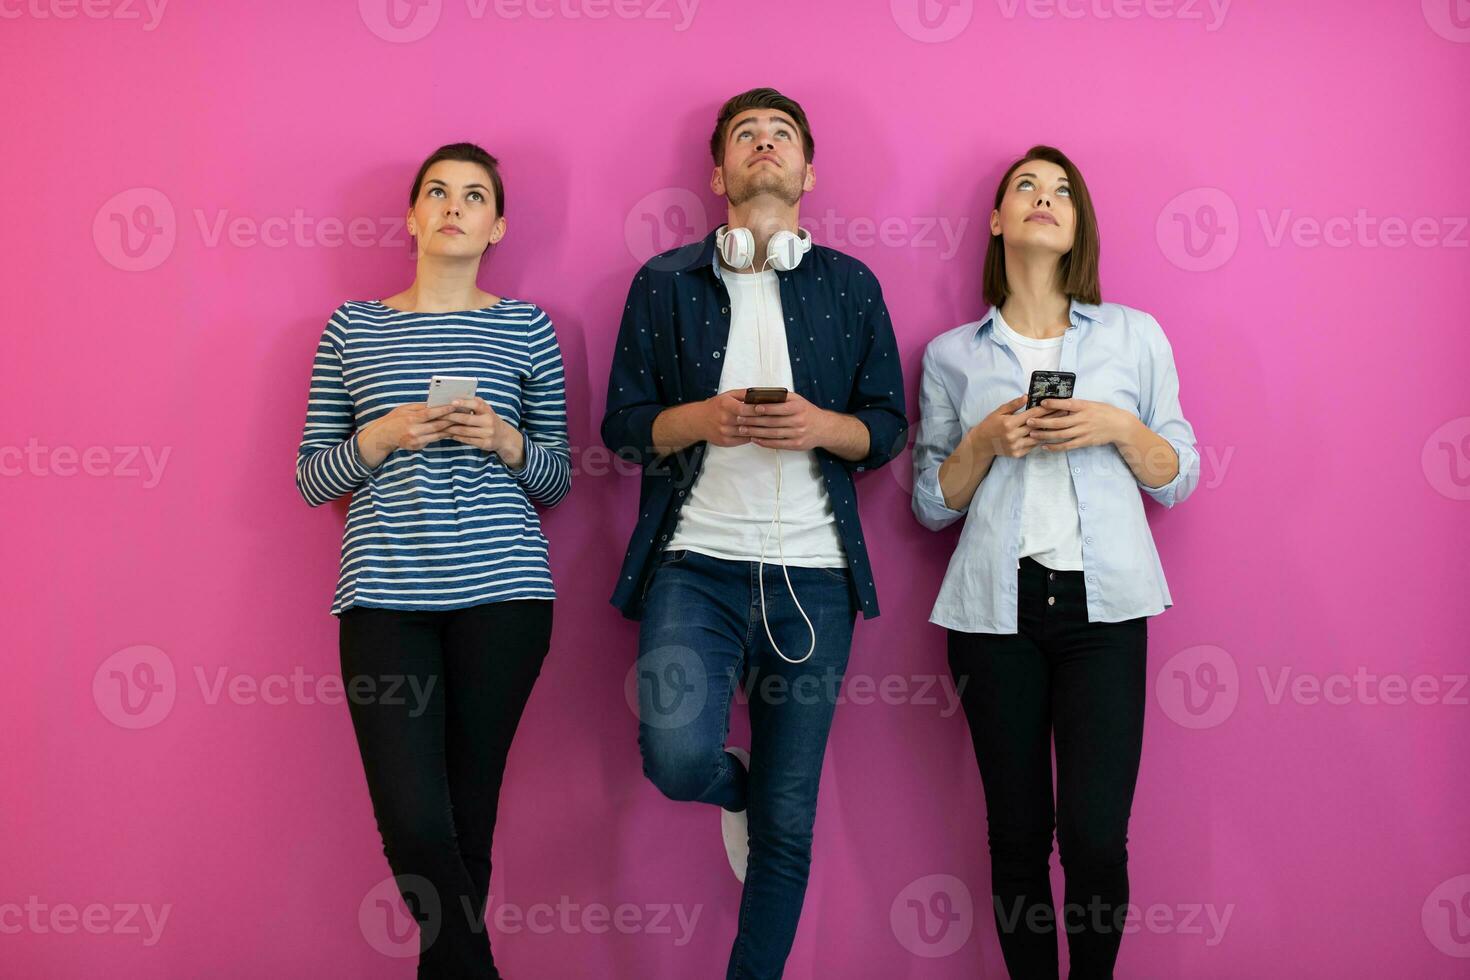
[[442, 397, 526, 470], [969, 395, 1055, 459], [1025, 398, 1139, 452], [356, 403, 459, 469]]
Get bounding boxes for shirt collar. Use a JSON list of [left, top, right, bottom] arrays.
[[975, 298, 1102, 344]]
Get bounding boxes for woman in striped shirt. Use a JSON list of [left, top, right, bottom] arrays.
[[295, 142, 569, 978]]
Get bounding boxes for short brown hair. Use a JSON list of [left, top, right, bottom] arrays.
[[709, 88, 814, 165], [408, 142, 505, 218], [983, 145, 1100, 308]]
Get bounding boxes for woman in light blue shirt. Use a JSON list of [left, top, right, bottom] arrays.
[[912, 145, 1199, 980]]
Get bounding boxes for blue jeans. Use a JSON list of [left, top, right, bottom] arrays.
[[636, 548, 857, 980]]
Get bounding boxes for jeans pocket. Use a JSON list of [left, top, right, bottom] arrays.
[[642, 549, 689, 605]]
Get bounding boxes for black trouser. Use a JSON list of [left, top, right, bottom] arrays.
[[339, 599, 553, 979], [948, 558, 1147, 980]]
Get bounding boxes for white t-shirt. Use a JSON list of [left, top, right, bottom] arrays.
[[665, 268, 847, 567], [993, 310, 1085, 571]]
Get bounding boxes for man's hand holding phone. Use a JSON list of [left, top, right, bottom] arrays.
[[729, 388, 836, 452]]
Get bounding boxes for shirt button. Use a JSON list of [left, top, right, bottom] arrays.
[[1047, 596, 1056, 606], [1072, 467, 1081, 474], [1048, 572, 1056, 581], [713, 351, 721, 359], [720, 307, 728, 314], [1079, 503, 1087, 511], [1085, 536, 1093, 545]]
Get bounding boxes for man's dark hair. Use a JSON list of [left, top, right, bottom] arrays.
[[709, 88, 814, 165]]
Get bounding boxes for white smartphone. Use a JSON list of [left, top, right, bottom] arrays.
[[427, 375, 477, 408]]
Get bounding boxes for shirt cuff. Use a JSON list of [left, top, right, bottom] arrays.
[[345, 431, 375, 478], [913, 466, 967, 524], [1137, 439, 1189, 508]]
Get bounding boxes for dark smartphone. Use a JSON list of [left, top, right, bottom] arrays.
[[743, 387, 790, 405], [1026, 370, 1076, 410]]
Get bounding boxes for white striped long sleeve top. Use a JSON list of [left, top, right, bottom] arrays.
[[295, 299, 570, 615]]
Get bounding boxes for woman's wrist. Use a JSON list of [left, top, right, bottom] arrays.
[[1110, 411, 1149, 450], [355, 427, 386, 470], [496, 425, 527, 471]]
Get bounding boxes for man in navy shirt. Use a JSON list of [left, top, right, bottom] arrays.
[[602, 88, 906, 979]]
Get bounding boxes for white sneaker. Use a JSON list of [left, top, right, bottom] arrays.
[[721, 747, 751, 883]]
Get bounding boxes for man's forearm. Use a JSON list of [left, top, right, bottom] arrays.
[[650, 402, 708, 458], [820, 410, 871, 463]]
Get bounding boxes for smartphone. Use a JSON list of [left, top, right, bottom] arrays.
[[743, 387, 789, 405], [1026, 370, 1076, 410], [427, 375, 478, 408]]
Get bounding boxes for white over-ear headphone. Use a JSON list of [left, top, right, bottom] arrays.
[[718, 224, 812, 273], [715, 222, 819, 665]]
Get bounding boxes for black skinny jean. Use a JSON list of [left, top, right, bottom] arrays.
[[948, 557, 1147, 980], [340, 599, 553, 979]]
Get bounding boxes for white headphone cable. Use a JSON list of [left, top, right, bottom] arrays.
[[742, 242, 817, 665]]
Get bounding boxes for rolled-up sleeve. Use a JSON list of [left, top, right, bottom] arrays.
[[600, 271, 666, 469], [911, 344, 968, 530], [1135, 315, 1200, 508], [843, 276, 908, 473]]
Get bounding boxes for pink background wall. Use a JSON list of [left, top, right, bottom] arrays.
[[5, 0, 1469, 976]]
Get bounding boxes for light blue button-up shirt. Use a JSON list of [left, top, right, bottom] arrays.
[[911, 300, 1199, 634]]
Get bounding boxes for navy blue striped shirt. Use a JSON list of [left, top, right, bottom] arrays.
[[295, 299, 570, 615]]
